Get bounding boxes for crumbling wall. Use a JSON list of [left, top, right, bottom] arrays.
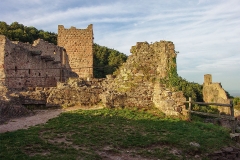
[[0, 35, 71, 89], [100, 41, 186, 116], [0, 24, 94, 90], [46, 78, 105, 107], [12, 39, 63, 62], [1, 37, 187, 117], [58, 25, 93, 78], [203, 74, 230, 114]]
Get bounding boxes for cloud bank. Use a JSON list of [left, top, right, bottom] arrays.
[[0, 0, 239, 94]]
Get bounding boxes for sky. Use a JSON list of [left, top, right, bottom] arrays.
[[0, 0, 240, 96]]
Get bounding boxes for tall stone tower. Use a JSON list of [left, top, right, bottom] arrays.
[[204, 74, 212, 85], [58, 25, 93, 78]]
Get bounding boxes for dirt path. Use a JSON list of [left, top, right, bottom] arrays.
[[0, 109, 62, 133], [0, 106, 103, 133]]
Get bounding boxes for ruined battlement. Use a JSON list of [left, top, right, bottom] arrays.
[[58, 24, 93, 33], [0, 35, 72, 88], [10, 38, 64, 62], [58, 25, 93, 78]]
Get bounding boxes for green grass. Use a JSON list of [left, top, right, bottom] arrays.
[[0, 108, 235, 160]]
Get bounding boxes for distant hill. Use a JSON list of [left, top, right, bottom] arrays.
[[0, 21, 128, 78]]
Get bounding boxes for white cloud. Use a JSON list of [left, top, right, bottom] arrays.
[[0, 0, 239, 94]]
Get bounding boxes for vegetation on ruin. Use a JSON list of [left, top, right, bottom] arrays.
[[0, 21, 128, 78], [161, 56, 203, 102], [0, 108, 234, 159], [233, 97, 240, 110]]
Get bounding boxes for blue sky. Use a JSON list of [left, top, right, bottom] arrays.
[[0, 0, 240, 95]]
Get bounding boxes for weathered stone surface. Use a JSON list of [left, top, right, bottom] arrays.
[[189, 142, 200, 148], [0, 35, 71, 89], [19, 90, 47, 104], [203, 74, 231, 114], [0, 24, 93, 89], [100, 41, 186, 115], [58, 25, 93, 78], [46, 78, 105, 107]]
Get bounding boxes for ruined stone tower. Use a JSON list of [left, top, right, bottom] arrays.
[[203, 74, 230, 114], [204, 74, 212, 85], [58, 25, 93, 78]]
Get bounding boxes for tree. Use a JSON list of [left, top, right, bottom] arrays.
[[0, 21, 9, 36], [93, 43, 127, 78]]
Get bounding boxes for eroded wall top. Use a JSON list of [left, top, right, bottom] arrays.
[[119, 40, 177, 82], [101, 40, 185, 116], [0, 35, 70, 89]]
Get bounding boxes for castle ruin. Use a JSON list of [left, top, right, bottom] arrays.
[[47, 41, 186, 116], [58, 24, 93, 78], [0, 35, 70, 89], [203, 74, 231, 114], [1, 24, 232, 118], [0, 25, 93, 89], [0, 29, 187, 117]]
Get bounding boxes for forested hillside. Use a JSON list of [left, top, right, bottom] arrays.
[[93, 43, 127, 78], [0, 21, 128, 78], [0, 21, 57, 44]]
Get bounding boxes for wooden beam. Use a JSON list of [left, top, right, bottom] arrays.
[[183, 101, 231, 107], [188, 97, 192, 121], [190, 110, 234, 120]]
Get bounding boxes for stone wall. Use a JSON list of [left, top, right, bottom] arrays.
[[16, 78, 105, 108], [100, 41, 186, 116], [203, 74, 230, 114], [58, 25, 93, 78], [14, 40, 186, 117], [0, 35, 72, 89], [46, 78, 105, 107]]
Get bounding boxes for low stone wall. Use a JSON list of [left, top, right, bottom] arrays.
[[46, 78, 105, 107]]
